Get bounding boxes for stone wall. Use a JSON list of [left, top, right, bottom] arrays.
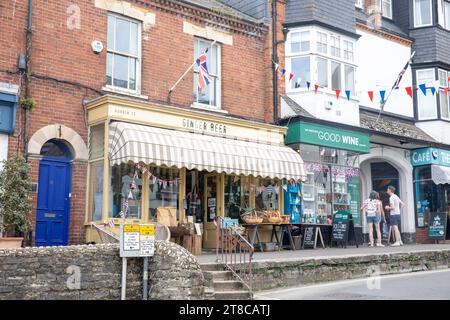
[[251, 249, 450, 291], [0, 241, 205, 300]]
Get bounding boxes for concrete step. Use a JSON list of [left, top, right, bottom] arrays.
[[200, 263, 226, 272], [213, 280, 245, 291], [214, 290, 252, 300]]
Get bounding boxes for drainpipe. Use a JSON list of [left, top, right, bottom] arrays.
[[24, 0, 33, 159], [272, 0, 278, 124]]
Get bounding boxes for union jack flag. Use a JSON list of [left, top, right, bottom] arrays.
[[196, 48, 211, 94], [392, 52, 415, 89]]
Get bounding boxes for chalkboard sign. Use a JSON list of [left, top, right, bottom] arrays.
[[428, 212, 448, 240], [331, 211, 350, 244], [303, 226, 318, 249]]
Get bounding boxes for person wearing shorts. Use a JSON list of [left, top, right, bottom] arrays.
[[385, 186, 405, 246], [361, 191, 385, 247]]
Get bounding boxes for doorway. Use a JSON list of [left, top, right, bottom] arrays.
[[35, 139, 72, 246], [185, 170, 220, 249]]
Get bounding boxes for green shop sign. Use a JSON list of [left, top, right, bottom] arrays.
[[285, 121, 371, 153], [411, 148, 450, 167]]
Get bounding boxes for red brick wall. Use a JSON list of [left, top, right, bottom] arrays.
[[416, 227, 436, 244], [0, 0, 283, 244]]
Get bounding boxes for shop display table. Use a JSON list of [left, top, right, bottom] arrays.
[[242, 223, 296, 252]]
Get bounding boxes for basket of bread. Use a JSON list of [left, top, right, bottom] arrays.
[[240, 210, 264, 224], [259, 210, 283, 224]]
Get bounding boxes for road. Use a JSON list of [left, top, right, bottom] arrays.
[[255, 269, 450, 300]]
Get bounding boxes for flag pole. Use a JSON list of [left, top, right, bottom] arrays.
[[167, 40, 217, 103], [376, 51, 415, 123]]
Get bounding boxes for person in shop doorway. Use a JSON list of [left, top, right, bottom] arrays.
[[361, 191, 385, 247], [385, 186, 405, 246]]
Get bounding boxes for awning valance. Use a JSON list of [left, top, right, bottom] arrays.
[[108, 121, 306, 180], [431, 165, 450, 185]]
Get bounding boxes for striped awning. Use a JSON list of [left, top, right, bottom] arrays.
[[108, 121, 306, 180]]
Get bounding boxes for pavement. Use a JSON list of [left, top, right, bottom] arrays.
[[197, 243, 450, 264], [254, 269, 450, 300]]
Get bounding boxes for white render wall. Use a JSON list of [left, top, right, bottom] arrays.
[[355, 29, 414, 118], [416, 121, 450, 145]]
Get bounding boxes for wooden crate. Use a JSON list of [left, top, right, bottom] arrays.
[[183, 235, 202, 256]]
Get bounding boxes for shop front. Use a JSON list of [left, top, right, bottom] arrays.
[[85, 95, 306, 248], [411, 147, 450, 240], [284, 120, 370, 243]]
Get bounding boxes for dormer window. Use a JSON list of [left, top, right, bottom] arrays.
[[413, 0, 433, 27]]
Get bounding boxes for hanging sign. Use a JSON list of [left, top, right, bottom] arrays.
[[120, 224, 155, 258], [411, 148, 450, 167]]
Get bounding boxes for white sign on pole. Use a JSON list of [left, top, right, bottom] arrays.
[[120, 224, 155, 258]]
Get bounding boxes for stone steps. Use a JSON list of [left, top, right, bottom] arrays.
[[201, 262, 252, 300]]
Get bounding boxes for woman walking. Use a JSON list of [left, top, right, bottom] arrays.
[[361, 191, 385, 247]]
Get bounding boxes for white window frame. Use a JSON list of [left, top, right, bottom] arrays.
[[192, 38, 221, 110], [416, 68, 438, 120], [106, 14, 142, 94], [330, 35, 341, 58], [289, 31, 311, 54], [440, 0, 450, 30], [438, 69, 450, 120], [285, 26, 357, 98], [343, 40, 354, 62], [317, 31, 328, 54], [355, 0, 364, 9], [378, 0, 393, 19], [413, 0, 433, 27]]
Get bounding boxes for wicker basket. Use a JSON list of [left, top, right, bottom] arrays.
[[267, 216, 283, 224], [241, 210, 263, 224], [280, 215, 291, 224]]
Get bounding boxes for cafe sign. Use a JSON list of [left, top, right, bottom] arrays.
[[285, 121, 370, 153], [411, 148, 450, 167]]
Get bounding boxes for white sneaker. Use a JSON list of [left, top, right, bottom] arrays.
[[376, 243, 384, 247], [391, 242, 401, 247], [400, 240, 404, 246]]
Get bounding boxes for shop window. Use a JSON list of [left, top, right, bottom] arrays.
[[224, 175, 241, 219], [110, 163, 143, 219], [148, 167, 179, 222], [193, 38, 220, 108], [416, 69, 437, 120], [414, 0, 433, 27], [254, 178, 279, 211], [302, 163, 332, 224], [89, 161, 104, 221], [106, 14, 141, 92], [89, 123, 104, 160], [299, 144, 320, 163], [414, 166, 450, 227]]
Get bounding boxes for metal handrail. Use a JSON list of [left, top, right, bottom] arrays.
[[215, 217, 254, 296]]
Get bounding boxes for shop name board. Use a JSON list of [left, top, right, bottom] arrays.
[[286, 121, 370, 153], [411, 148, 450, 167], [182, 118, 227, 135]]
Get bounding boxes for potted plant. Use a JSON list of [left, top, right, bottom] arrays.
[[0, 154, 32, 248]]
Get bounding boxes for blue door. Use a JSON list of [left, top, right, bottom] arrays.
[[35, 158, 71, 246]]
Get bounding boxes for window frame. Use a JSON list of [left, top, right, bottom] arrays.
[[379, 0, 393, 19], [416, 68, 438, 120], [443, 0, 450, 30], [438, 69, 450, 120], [106, 13, 142, 94], [193, 38, 222, 110], [413, 0, 433, 28], [286, 26, 356, 98], [355, 0, 364, 9]]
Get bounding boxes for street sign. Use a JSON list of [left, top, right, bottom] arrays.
[[120, 224, 155, 258]]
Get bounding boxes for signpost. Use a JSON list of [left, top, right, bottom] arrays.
[[120, 224, 155, 300], [427, 212, 448, 243]]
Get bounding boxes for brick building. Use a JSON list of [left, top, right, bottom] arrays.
[[0, 0, 306, 246]]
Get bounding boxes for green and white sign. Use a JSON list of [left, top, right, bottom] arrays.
[[411, 148, 450, 167], [286, 121, 370, 153]]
